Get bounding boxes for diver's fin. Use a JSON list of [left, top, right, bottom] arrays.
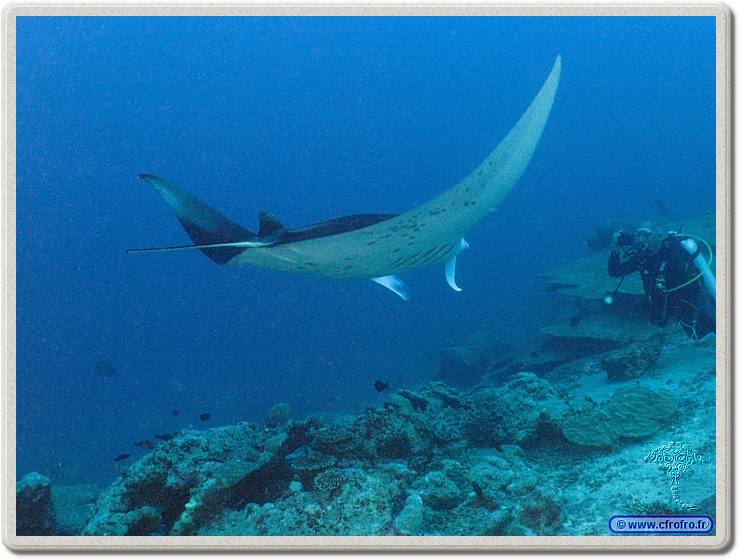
[[138, 174, 257, 265], [445, 238, 469, 292], [371, 275, 410, 301]]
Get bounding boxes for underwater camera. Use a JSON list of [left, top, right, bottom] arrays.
[[617, 231, 636, 246]]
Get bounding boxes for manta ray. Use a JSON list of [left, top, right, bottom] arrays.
[[128, 56, 561, 300]]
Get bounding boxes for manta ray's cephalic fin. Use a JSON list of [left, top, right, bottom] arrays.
[[371, 275, 410, 300], [445, 238, 470, 292]]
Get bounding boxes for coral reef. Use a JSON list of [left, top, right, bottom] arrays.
[[16, 472, 55, 536], [82, 423, 286, 536], [266, 402, 291, 428], [17, 325, 714, 537], [600, 334, 664, 382], [464, 372, 567, 447], [74, 381, 491, 535], [411, 470, 461, 510], [393, 494, 423, 535], [562, 385, 677, 447], [313, 469, 347, 492]]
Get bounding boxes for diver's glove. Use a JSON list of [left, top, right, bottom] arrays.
[[611, 231, 622, 254]]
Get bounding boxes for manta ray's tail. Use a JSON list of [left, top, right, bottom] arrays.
[[137, 174, 256, 265]]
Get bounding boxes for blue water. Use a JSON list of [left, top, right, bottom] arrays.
[[16, 16, 715, 485]]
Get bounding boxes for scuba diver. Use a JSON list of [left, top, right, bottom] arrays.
[[608, 228, 716, 340]]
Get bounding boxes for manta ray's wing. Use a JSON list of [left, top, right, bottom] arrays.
[[130, 56, 561, 299], [131, 174, 260, 264]]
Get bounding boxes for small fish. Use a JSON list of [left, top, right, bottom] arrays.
[[134, 440, 155, 449], [94, 360, 115, 378], [172, 410, 179, 417], [569, 301, 587, 327], [113, 453, 131, 462], [155, 433, 175, 441], [374, 380, 390, 392], [199, 413, 211, 421]]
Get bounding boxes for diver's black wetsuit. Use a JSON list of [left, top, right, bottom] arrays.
[[608, 234, 715, 339]]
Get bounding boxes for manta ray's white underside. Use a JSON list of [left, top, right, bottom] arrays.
[[130, 56, 561, 299]]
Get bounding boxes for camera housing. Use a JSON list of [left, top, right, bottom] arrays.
[[618, 232, 636, 246]]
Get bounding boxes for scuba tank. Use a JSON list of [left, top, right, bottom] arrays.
[[680, 238, 716, 302]]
